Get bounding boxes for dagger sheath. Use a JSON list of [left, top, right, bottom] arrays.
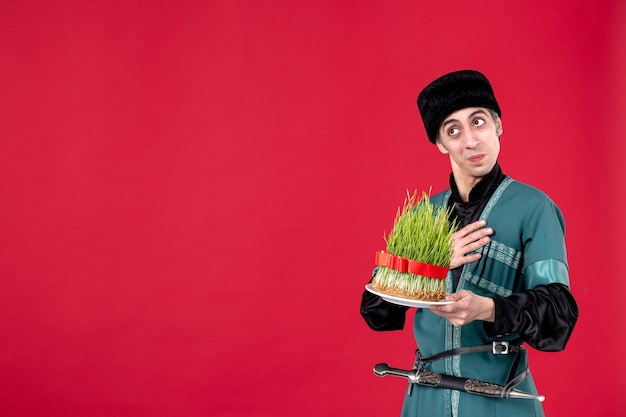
[[373, 363, 544, 402]]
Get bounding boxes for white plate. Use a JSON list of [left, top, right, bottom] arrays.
[[365, 284, 455, 308]]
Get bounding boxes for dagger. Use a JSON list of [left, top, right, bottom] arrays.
[[373, 363, 545, 402]]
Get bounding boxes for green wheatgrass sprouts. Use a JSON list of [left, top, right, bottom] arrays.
[[373, 190, 457, 300]]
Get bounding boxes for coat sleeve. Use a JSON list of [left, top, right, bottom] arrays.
[[486, 283, 578, 351], [484, 192, 578, 351]]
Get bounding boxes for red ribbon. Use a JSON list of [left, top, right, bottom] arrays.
[[375, 250, 449, 279]]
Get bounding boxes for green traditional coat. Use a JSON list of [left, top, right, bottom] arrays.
[[400, 178, 569, 417]]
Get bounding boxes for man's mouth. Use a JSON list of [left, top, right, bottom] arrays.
[[468, 154, 484, 163]]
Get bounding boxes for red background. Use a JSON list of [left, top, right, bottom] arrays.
[[1, 1, 624, 416]]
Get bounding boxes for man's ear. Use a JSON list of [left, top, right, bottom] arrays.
[[496, 117, 503, 136], [436, 139, 449, 155]]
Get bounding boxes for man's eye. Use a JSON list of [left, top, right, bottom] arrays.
[[474, 118, 485, 127], [448, 128, 459, 136]]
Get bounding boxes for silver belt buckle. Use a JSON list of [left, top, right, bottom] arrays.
[[492, 341, 509, 354]]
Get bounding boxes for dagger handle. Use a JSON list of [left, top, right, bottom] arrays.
[[373, 363, 418, 383]]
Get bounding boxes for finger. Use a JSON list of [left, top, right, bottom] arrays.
[[460, 228, 493, 246], [456, 220, 487, 237], [450, 254, 479, 269], [465, 235, 491, 252], [445, 290, 468, 302], [453, 236, 490, 260], [453, 227, 492, 249], [428, 305, 450, 315]]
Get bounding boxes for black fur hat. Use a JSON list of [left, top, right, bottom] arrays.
[[417, 70, 501, 144]]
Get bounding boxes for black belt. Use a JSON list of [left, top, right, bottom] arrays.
[[417, 341, 524, 364]]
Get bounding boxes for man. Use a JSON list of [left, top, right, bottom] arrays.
[[360, 70, 578, 417]]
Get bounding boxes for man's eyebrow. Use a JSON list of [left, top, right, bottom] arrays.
[[469, 109, 489, 118], [442, 109, 489, 128], [441, 118, 459, 128]]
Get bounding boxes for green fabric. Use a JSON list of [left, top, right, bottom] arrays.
[[400, 178, 568, 417]]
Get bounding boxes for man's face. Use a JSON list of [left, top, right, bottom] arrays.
[[436, 107, 502, 184]]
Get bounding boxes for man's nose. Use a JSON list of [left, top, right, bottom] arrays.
[[462, 129, 479, 147]]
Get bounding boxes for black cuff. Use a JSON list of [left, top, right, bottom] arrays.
[[488, 283, 578, 351], [360, 288, 408, 331]]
